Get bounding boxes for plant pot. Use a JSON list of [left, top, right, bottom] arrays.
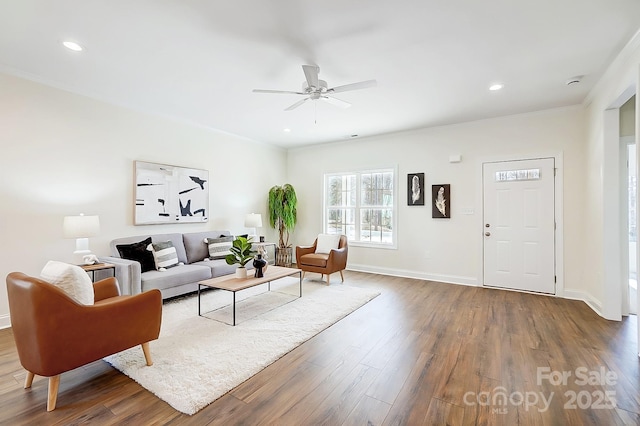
[[235, 267, 247, 279], [275, 247, 293, 267]]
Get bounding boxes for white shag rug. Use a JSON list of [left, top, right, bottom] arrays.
[[104, 277, 380, 415]]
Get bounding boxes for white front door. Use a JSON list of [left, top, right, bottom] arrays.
[[483, 158, 556, 294]]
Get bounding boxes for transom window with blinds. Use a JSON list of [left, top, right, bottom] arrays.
[[323, 168, 396, 247]]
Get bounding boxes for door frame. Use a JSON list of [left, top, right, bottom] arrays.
[[602, 86, 635, 321], [477, 153, 564, 297], [621, 135, 635, 316]]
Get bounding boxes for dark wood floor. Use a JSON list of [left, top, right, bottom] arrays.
[[1, 271, 638, 425]]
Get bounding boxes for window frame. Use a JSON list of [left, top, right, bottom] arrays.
[[323, 166, 398, 249]]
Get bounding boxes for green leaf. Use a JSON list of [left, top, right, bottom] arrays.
[[225, 236, 257, 266]]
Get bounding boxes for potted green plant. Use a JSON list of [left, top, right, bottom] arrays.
[[225, 236, 256, 278], [268, 184, 297, 266]]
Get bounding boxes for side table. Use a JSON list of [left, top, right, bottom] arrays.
[[252, 242, 276, 265], [80, 263, 116, 283]]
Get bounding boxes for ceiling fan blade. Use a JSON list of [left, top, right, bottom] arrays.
[[328, 79, 377, 94], [253, 89, 305, 95], [302, 65, 320, 89], [285, 97, 310, 111], [321, 96, 351, 109]]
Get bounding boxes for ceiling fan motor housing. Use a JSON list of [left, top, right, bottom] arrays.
[[303, 80, 328, 98]]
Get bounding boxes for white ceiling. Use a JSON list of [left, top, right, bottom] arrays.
[[1, 1, 640, 148]]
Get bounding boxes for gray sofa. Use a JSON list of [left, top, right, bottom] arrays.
[[99, 230, 240, 299]]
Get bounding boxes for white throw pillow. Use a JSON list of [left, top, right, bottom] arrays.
[[40, 260, 94, 305], [315, 234, 341, 254]]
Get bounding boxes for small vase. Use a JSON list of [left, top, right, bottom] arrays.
[[253, 254, 267, 278], [235, 267, 247, 279]]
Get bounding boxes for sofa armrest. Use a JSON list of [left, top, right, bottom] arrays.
[[98, 256, 142, 295], [327, 246, 348, 271], [296, 244, 317, 262]]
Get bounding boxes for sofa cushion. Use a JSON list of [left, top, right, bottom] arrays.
[[116, 237, 156, 273], [315, 234, 341, 254], [40, 260, 94, 305], [148, 240, 180, 270], [141, 264, 211, 292], [299, 253, 329, 267], [182, 230, 232, 263], [192, 258, 238, 278]]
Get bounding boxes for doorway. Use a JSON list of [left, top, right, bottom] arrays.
[[628, 142, 638, 314], [483, 158, 556, 294]]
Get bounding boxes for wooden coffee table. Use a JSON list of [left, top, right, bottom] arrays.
[[197, 265, 302, 325]]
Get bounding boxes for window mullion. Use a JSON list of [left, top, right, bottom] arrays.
[[354, 173, 360, 241]]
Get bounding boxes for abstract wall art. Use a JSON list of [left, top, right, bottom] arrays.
[[407, 173, 425, 206], [432, 184, 450, 218], [134, 161, 209, 225]]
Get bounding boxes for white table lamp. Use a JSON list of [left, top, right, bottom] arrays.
[[244, 213, 262, 241], [63, 214, 100, 256]]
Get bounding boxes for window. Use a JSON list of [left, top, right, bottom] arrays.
[[324, 168, 396, 247]]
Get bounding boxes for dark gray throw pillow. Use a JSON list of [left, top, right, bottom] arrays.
[[116, 237, 155, 273]]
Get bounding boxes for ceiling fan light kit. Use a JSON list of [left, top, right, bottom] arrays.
[[253, 65, 377, 111]]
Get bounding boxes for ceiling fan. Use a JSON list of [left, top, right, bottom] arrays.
[[253, 65, 377, 111]]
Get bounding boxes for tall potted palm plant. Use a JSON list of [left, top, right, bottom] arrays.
[[268, 184, 297, 266]]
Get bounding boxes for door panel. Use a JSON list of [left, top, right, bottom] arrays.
[[483, 158, 555, 293]]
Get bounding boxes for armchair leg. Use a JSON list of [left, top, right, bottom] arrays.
[[141, 342, 153, 366], [302, 271, 306, 280], [24, 371, 35, 388], [339, 270, 344, 282], [326, 274, 330, 286], [47, 375, 60, 412]]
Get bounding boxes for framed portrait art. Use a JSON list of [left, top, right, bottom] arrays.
[[432, 184, 451, 218], [407, 173, 425, 206]]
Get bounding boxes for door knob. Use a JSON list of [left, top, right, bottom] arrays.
[[485, 223, 490, 227], [485, 232, 491, 236]]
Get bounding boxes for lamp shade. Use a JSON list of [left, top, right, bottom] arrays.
[[244, 213, 262, 228], [63, 214, 100, 238]]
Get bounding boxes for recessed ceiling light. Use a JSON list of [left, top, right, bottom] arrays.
[[283, 128, 291, 133], [489, 83, 504, 91], [566, 75, 584, 86], [62, 41, 83, 52]]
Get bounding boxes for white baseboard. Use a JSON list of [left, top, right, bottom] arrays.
[[347, 264, 479, 287], [347, 266, 609, 319], [0, 314, 11, 330], [563, 289, 606, 319]]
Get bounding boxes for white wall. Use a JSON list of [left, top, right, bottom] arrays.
[[583, 30, 640, 320], [288, 107, 586, 293], [0, 73, 287, 327], [620, 95, 636, 137]]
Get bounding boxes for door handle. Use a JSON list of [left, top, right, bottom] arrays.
[[485, 232, 491, 236]]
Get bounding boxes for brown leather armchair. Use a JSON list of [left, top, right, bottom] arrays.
[[6, 272, 162, 411], [295, 235, 348, 285]]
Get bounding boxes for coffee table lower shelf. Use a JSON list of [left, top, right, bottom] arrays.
[[197, 266, 302, 326]]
